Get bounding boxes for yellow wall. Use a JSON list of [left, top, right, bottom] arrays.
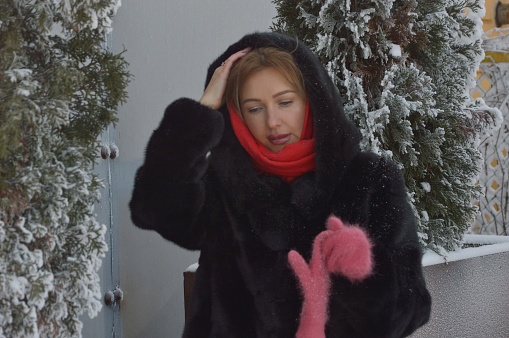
[[471, 1, 509, 99], [483, 0, 509, 32]]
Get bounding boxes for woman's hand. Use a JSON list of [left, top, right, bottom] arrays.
[[199, 47, 251, 110], [287, 216, 373, 338], [288, 230, 332, 338], [321, 216, 373, 282]]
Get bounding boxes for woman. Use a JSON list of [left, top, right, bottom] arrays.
[[129, 32, 431, 337]]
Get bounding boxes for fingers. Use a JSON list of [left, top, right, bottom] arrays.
[[220, 47, 251, 71], [322, 226, 373, 281], [309, 230, 333, 273], [326, 215, 344, 231], [288, 250, 310, 282], [200, 47, 251, 110]]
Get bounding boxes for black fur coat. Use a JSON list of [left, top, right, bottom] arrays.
[[129, 32, 431, 338]]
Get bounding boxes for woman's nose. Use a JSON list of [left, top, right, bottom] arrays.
[[266, 108, 282, 128]]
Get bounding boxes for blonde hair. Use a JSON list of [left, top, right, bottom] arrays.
[[225, 47, 306, 113]]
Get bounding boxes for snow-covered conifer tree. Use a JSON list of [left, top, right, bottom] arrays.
[[0, 1, 129, 337], [272, 0, 501, 253]]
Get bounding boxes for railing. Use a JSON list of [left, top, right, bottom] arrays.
[[471, 29, 509, 235]]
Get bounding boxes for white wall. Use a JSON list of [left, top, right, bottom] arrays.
[[110, 1, 277, 337]]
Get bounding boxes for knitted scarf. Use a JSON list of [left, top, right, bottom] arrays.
[[228, 102, 315, 183]]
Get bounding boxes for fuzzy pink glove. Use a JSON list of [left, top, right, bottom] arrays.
[[321, 216, 373, 282], [288, 216, 374, 338]]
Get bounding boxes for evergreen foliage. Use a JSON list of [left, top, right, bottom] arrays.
[[0, 0, 129, 336], [272, 0, 501, 253]]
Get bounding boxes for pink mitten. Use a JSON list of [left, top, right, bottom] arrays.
[[288, 231, 331, 338], [322, 216, 373, 282], [288, 216, 374, 338]]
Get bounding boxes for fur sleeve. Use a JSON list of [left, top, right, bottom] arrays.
[[129, 98, 224, 249], [328, 155, 432, 337]]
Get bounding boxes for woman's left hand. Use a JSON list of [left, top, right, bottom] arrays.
[[321, 216, 373, 282], [199, 47, 251, 110]]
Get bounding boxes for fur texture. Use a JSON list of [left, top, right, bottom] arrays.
[[129, 32, 431, 337]]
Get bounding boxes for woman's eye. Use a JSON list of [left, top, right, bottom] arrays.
[[280, 100, 292, 107], [247, 107, 262, 114]]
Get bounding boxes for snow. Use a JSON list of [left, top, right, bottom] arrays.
[[389, 44, 401, 58], [420, 182, 431, 192], [421, 210, 430, 222], [186, 263, 199, 272], [422, 235, 509, 266], [51, 0, 122, 35], [17, 88, 31, 96], [6, 69, 32, 82]]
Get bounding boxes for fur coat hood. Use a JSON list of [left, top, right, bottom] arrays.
[[207, 32, 362, 205], [204, 32, 365, 249]]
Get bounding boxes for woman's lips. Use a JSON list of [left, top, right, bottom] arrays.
[[268, 134, 291, 145]]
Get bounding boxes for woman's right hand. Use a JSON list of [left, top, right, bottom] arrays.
[[199, 47, 251, 110]]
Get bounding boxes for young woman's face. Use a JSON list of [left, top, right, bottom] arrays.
[[239, 67, 307, 152]]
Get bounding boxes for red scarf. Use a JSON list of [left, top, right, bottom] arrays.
[[228, 102, 316, 183]]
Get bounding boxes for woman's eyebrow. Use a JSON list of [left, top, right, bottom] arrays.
[[273, 90, 295, 98], [242, 97, 261, 104], [241, 90, 296, 105]]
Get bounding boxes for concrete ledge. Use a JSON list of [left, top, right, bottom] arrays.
[[423, 234, 509, 266], [413, 236, 509, 337]]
